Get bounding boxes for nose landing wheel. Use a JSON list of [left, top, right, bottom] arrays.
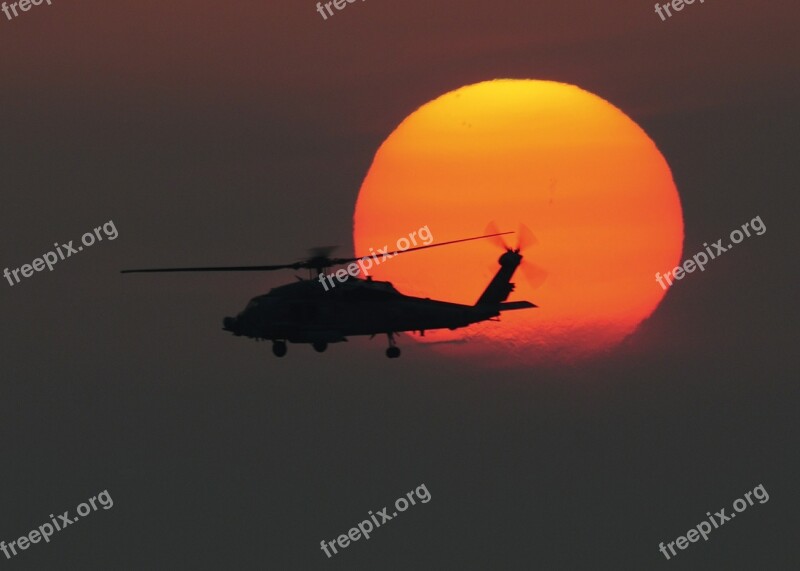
[[312, 341, 328, 353], [272, 341, 287, 357]]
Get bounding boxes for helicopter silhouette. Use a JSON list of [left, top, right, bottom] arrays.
[[121, 229, 542, 358]]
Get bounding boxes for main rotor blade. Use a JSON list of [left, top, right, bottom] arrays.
[[121, 263, 301, 274], [121, 232, 513, 274], [332, 231, 514, 265]]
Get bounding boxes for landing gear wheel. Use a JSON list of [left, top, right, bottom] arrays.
[[312, 341, 328, 353], [385, 332, 400, 358], [272, 341, 287, 357]]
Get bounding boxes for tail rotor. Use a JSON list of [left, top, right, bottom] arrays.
[[485, 221, 547, 289]]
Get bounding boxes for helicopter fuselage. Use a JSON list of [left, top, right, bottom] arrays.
[[222, 278, 501, 343]]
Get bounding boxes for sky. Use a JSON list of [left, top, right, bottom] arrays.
[[0, 0, 798, 568]]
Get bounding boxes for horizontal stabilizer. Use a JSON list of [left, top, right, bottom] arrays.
[[498, 301, 536, 311]]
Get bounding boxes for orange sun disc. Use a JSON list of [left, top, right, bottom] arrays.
[[353, 79, 684, 365]]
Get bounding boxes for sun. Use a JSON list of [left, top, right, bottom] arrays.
[[353, 79, 683, 365]]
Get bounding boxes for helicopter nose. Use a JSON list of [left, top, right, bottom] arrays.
[[223, 316, 237, 331]]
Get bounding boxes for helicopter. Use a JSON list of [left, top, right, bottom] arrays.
[[121, 230, 542, 358]]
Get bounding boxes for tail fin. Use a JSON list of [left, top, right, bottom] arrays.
[[475, 250, 531, 306]]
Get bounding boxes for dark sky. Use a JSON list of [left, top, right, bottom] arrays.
[[1, 0, 798, 569]]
